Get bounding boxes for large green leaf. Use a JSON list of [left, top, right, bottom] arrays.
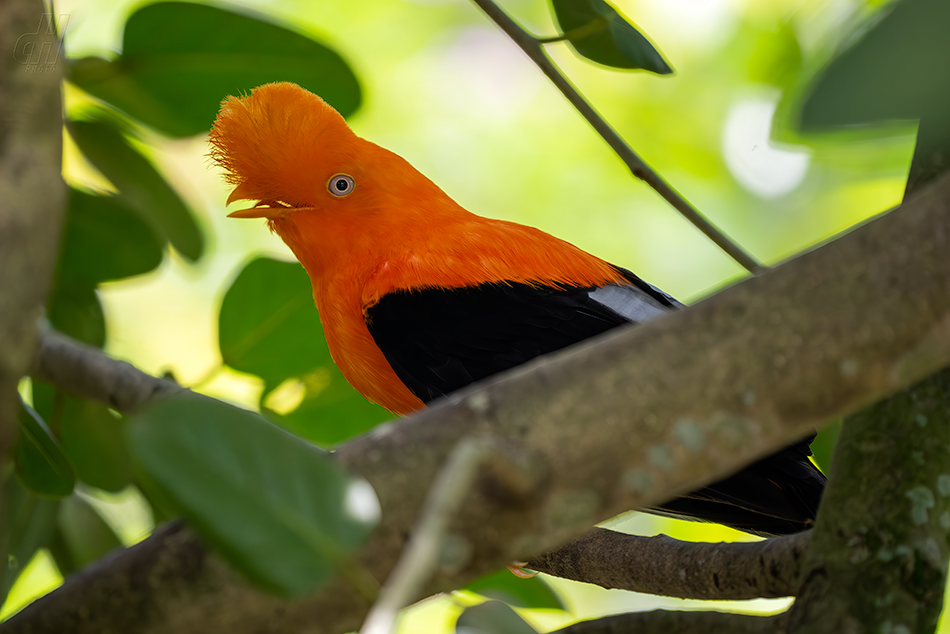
[[69, 120, 203, 261], [60, 188, 164, 285], [263, 370, 390, 448], [1, 474, 59, 606], [456, 601, 539, 634], [48, 494, 124, 576], [32, 381, 132, 493], [466, 569, 564, 610], [13, 400, 76, 499], [798, 0, 950, 131], [550, 0, 671, 74], [219, 257, 332, 384], [60, 401, 131, 493], [68, 2, 362, 138], [128, 393, 379, 596]]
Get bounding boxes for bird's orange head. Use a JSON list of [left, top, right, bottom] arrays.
[[208, 82, 362, 216], [209, 82, 463, 275]]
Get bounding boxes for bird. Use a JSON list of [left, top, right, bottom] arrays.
[[209, 81, 825, 537]]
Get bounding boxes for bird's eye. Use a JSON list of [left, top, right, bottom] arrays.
[[327, 174, 355, 197]]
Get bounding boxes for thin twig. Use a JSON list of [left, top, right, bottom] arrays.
[[469, 0, 764, 275], [29, 326, 185, 413], [360, 439, 525, 634]]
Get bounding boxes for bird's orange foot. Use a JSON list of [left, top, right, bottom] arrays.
[[507, 561, 539, 579]]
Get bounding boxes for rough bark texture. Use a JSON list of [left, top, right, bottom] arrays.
[[789, 370, 950, 634], [528, 527, 809, 599], [0, 0, 65, 460], [787, 127, 950, 633], [7, 174, 950, 634], [790, 127, 950, 634]]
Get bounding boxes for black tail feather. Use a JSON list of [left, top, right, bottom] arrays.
[[649, 434, 827, 536]]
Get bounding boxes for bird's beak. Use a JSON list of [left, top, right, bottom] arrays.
[[227, 206, 287, 219], [225, 184, 302, 219]]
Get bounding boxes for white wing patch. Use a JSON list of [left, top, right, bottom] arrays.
[[589, 283, 680, 324]]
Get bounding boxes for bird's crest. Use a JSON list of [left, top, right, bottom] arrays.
[[209, 82, 355, 208]]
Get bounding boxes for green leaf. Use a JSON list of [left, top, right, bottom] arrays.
[[811, 419, 841, 474], [798, 0, 950, 132], [69, 119, 203, 261], [456, 601, 539, 634], [220, 257, 332, 384], [68, 2, 362, 138], [13, 400, 76, 499], [31, 381, 133, 492], [222, 257, 390, 444], [262, 369, 390, 447], [60, 188, 164, 285], [47, 283, 106, 347], [466, 569, 564, 610], [128, 393, 379, 596], [550, 0, 671, 74], [48, 494, 124, 576], [1, 474, 59, 606], [60, 402, 132, 493]]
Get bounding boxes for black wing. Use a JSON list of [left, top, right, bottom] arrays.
[[365, 270, 824, 536], [364, 269, 675, 402]]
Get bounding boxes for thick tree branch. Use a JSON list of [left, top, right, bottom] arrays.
[[787, 119, 950, 634], [9, 174, 950, 633], [0, 1, 65, 461], [528, 527, 809, 599], [551, 610, 788, 634], [789, 369, 950, 633]]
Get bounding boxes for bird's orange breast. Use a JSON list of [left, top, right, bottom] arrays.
[[271, 205, 625, 415]]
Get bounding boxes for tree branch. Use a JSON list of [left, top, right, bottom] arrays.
[[0, 0, 65, 461], [788, 370, 950, 633], [9, 174, 950, 633], [786, 115, 950, 634], [551, 609, 788, 634], [528, 527, 808, 600], [361, 439, 535, 634]]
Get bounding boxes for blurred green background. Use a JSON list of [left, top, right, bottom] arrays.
[[6, 0, 931, 630]]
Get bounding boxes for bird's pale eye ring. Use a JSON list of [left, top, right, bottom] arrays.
[[327, 174, 355, 197]]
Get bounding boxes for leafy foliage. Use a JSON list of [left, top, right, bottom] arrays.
[[31, 381, 132, 493], [3, 0, 371, 612], [798, 0, 950, 131], [47, 495, 124, 576], [70, 2, 362, 138], [0, 476, 59, 607], [549, 0, 671, 74], [6, 0, 930, 628], [13, 400, 75, 499], [220, 257, 390, 446], [456, 600, 540, 634], [58, 188, 164, 285], [69, 119, 203, 261], [128, 394, 379, 596], [465, 569, 564, 610]]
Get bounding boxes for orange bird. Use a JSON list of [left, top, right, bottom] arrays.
[[210, 82, 824, 535]]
